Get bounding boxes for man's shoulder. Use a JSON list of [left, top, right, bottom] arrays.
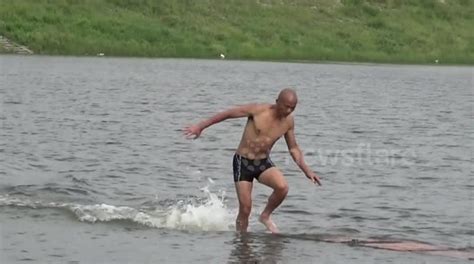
[[254, 103, 272, 108], [249, 103, 272, 113]]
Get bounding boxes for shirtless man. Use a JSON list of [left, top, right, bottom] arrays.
[[184, 88, 321, 233]]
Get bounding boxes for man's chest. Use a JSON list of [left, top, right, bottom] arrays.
[[251, 113, 288, 138]]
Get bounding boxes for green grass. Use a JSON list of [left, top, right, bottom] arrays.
[[0, 0, 473, 64]]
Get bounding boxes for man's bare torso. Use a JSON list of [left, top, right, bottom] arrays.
[[236, 104, 292, 159]]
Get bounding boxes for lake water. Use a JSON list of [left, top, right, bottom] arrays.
[[1, 55, 473, 263]]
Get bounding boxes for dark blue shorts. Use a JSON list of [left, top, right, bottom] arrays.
[[233, 153, 275, 182]]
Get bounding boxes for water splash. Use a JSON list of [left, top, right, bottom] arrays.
[[163, 186, 233, 231], [0, 186, 235, 232]]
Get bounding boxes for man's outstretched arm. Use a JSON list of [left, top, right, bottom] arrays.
[[284, 119, 322, 185], [184, 103, 259, 139]]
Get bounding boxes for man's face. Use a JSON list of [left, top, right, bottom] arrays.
[[276, 98, 297, 117]]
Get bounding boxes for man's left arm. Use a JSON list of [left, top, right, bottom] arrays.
[[284, 118, 322, 186]]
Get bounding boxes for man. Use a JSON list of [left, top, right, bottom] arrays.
[[184, 88, 321, 233]]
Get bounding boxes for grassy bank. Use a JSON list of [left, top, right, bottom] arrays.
[[0, 0, 473, 64]]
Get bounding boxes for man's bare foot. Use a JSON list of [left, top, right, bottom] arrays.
[[259, 215, 279, 233]]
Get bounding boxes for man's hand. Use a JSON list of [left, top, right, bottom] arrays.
[[306, 171, 322, 186], [184, 125, 202, 139]]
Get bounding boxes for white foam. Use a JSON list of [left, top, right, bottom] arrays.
[[164, 186, 233, 231], [0, 186, 235, 232]]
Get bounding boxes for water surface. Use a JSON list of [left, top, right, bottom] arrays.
[[1, 55, 473, 263]]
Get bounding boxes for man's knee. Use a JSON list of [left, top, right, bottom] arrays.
[[276, 183, 289, 196], [239, 204, 252, 217]]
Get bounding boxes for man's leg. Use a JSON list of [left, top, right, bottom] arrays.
[[257, 167, 289, 233], [234, 181, 253, 232]]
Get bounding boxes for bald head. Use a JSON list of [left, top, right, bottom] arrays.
[[275, 88, 298, 117], [277, 88, 298, 105]]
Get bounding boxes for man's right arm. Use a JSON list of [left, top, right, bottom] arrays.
[[184, 104, 261, 139]]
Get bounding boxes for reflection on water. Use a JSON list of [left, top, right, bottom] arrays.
[[227, 232, 287, 263]]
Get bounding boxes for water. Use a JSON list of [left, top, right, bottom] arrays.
[[0, 55, 472, 263]]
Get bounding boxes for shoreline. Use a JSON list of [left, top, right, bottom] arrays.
[[1, 53, 471, 67]]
